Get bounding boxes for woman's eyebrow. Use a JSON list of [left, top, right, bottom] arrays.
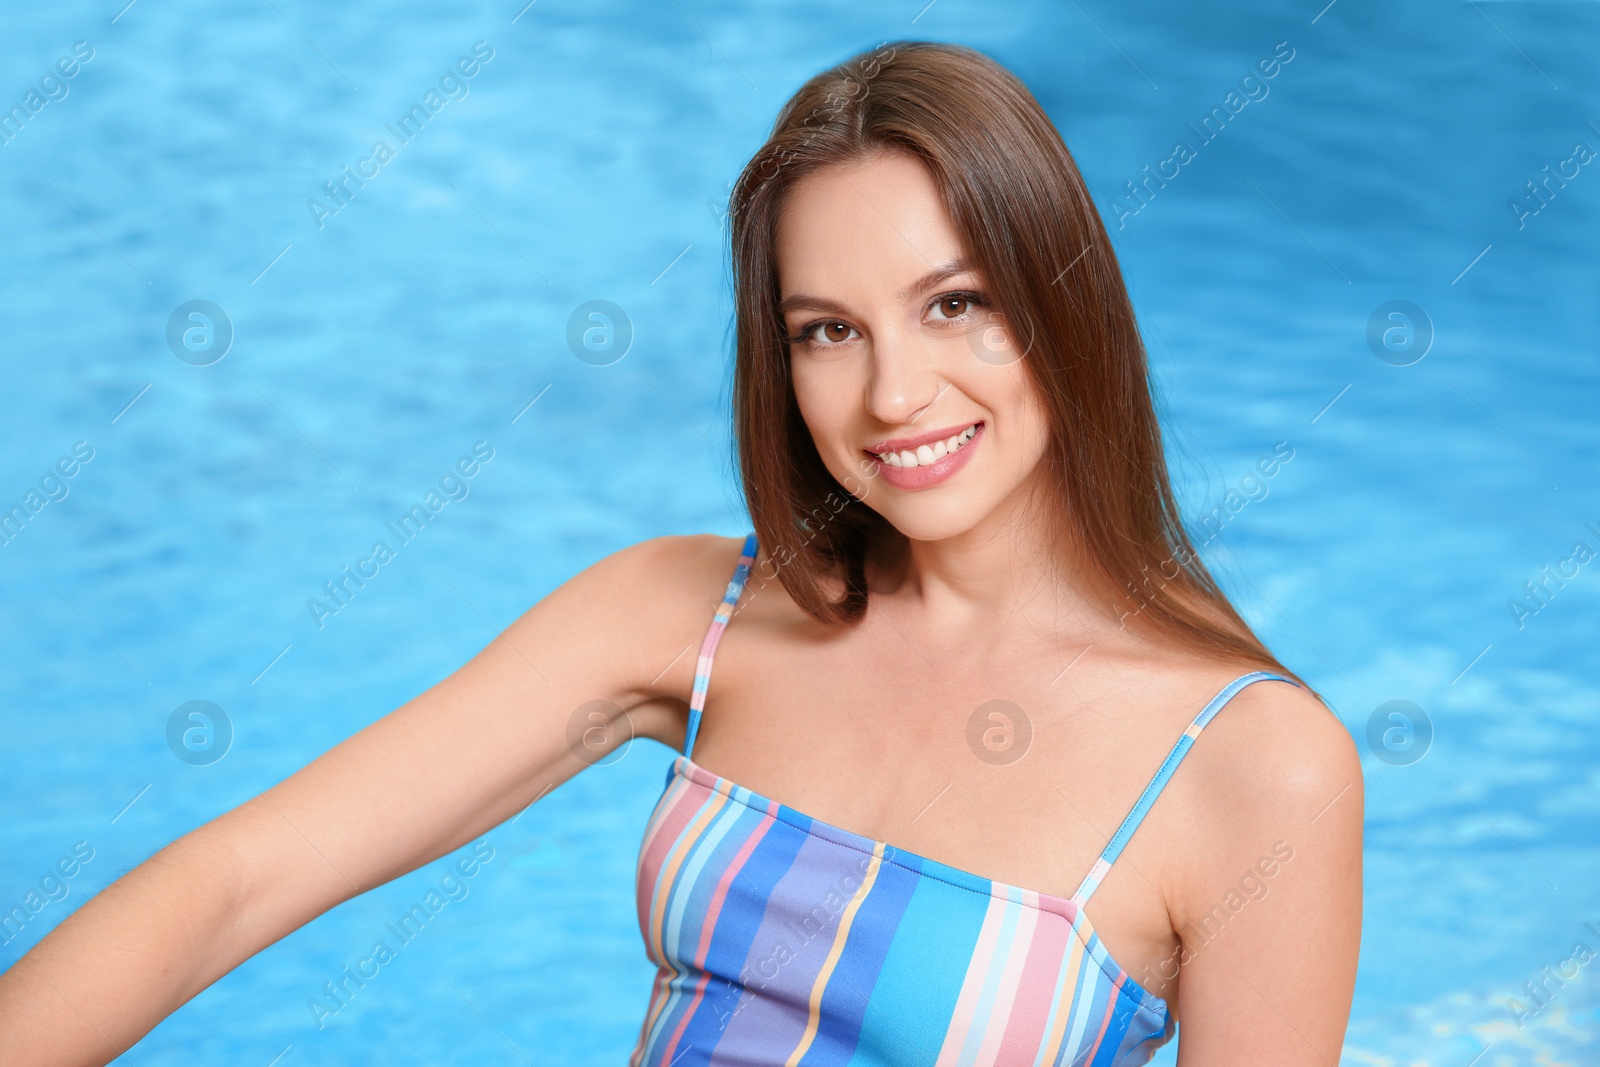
[[777, 258, 974, 317]]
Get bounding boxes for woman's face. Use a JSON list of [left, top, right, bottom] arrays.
[[775, 149, 1051, 544]]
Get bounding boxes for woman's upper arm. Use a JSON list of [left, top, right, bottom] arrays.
[[210, 533, 725, 960], [1168, 682, 1365, 1065]]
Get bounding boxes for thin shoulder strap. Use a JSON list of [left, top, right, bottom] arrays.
[[682, 532, 759, 760], [1069, 670, 1301, 906]]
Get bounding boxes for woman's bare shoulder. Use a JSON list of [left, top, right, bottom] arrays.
[[567, 529, 747, 618], [1160, 671, 1363, 903], [1171, 674, 1360, 817], [590, 531, 746, 591], [555, 531, 754, 700]]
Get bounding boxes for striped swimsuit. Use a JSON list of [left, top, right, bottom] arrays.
[[632, 532, 1300, 1065]]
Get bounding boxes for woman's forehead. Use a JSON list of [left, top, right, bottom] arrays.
[[775, 154, 971, 307]]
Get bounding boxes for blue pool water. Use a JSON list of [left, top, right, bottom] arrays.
[[1, 1, 1596, 1063]]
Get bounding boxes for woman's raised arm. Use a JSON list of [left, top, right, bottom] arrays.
[[0, 534, 726, 1067]]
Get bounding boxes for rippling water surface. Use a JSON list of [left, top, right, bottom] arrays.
[[1, 1, 1595, 1063]]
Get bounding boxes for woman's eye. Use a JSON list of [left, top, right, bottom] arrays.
[[793, 321, 859, 346], [930, 292, 984, 321]]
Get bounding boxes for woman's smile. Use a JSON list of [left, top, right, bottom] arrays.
[[865, 419, 985, 490]]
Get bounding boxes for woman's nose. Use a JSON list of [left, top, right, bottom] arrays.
[[864, 326, 943, 427]]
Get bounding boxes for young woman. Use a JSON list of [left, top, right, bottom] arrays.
[[0, 41, 1361, 1067]]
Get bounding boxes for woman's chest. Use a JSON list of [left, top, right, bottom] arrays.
[[667, 623, 1209, 1010], [631, 756, 1175, 1064]]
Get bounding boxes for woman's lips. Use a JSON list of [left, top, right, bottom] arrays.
[[865, 421, 984, 491], [867, 420, 979, 454]]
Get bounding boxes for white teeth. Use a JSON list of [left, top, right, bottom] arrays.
[[875, 423, 979, 469]]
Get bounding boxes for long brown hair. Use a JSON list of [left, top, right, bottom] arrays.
[[727, 40, 1306, 687]]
